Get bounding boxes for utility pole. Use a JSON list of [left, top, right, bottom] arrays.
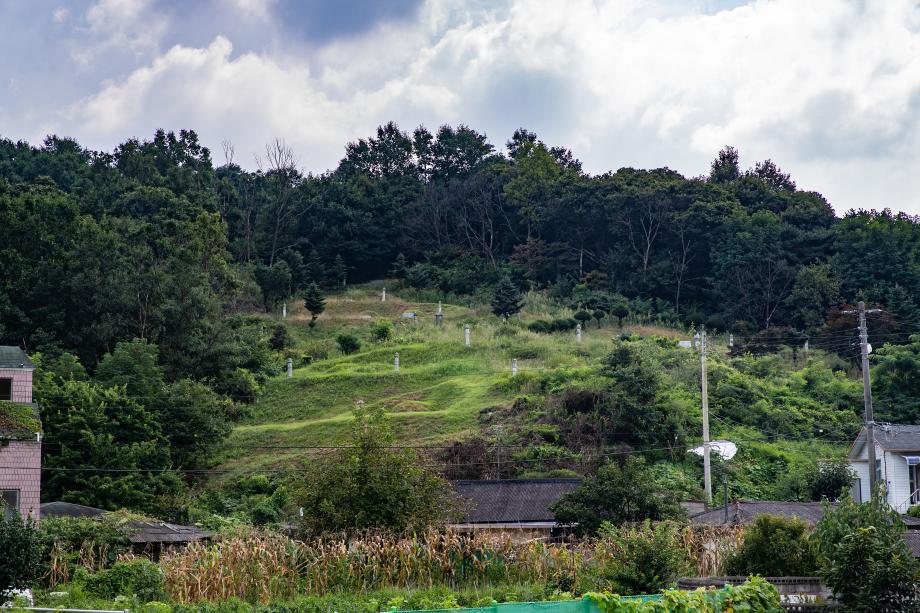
[[701, 328, 712, 505], [858, 301, 878, 495]]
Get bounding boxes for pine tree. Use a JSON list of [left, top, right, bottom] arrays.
[[390, 253, 407, 278], [302, 282, 326, 328], [491, 276, 522, 320], [332, 254, 348, 288], [304, 249, 326, 287]]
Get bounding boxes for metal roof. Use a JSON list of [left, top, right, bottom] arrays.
[[851, 425, 920, 456], [452, 479, 581, 524], [0, 346, 34, 369]]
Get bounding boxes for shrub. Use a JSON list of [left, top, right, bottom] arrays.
[[268, 324, 293, 351], [0, 513, 40, 600], [371, 320, 393, 342], [573, 310, 592, 327], [551, 318, 578, 332], [527, 320, 553, 333], [589, 576, 780, 612], [74, 559, 165, 602], [214, 368, 260, 403], [336, 334, 361, 355], [586, 520, 690, 595], [37, 516, 130, 586], [725, 514, 819, 576], [815, 496, 920, 611]]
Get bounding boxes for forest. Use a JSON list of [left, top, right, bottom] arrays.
[[3, 124, 920, 515]]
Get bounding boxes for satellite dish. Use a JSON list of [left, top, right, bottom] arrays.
[[690, 440, 738, 461]]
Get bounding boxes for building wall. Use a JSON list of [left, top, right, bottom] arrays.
[[886, 451, 914, 512], [0, 440, 41, 520], [0, 368, 33, 403]]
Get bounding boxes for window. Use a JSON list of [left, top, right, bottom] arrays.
[[1, 490, 18, 519], [0, 378, 10, 401]]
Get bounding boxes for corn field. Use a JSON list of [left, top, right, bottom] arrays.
[[158, 526, 743, 604]]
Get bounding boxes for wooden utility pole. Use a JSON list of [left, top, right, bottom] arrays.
[[701, 328, 712, 505]]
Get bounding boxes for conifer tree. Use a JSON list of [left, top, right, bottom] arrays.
[[302, 282, 326, 328], [491, 276, 522, 320], [304, 249, 325, 287], [332, 254, 348, 288]]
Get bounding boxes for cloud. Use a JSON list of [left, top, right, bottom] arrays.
[[47, 0, 920, 213], [72, 0, 168, 65]]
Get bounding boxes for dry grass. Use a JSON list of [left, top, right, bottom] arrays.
[[157, 525, 743, 604]]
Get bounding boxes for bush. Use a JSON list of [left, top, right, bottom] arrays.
[[371, 320, 393, 342], [268, 325, 293, 351], [586, 520, 690, 595], [213, 367, 260, 403], [589, 577, 780, 612], [815, 497, 920, 611], [336, 334, 361, 355], [527, 320, 553, 333], [37, 516, 129, 585], [73, 559, 164, 602], [0, 513, 40, 599], [551, 318, 578, 332], [725, 514, 819, 576]]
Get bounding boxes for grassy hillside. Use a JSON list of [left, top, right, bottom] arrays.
[[214, 283, 859, 501]]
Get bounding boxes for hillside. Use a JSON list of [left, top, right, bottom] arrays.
[[214, 283, 859, 503]]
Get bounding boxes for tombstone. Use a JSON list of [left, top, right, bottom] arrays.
[[381, 287, 386, 302], [511, 358, 518, 377], [435, 301, 443, 326], [729, 333, 734, 348], [282, 302, 287, 319], [576, 324, 582, 343], [286, 357, 293, 378], [394, 351, 400, 372], [464, 324, 471, 347]]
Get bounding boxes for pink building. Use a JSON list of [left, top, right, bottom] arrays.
[[0, 346, 41, 521]]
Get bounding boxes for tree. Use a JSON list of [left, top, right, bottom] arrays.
[[807, 458, 855, 501], [573, 310, 592, 329], [815, 497, 920, 612], [874, 336, 920, 424], [335, 333, 361, 355], [595, 520, 690, 595], [551, 456, 684, 536], [332, 254, 348, 287], [725, 514, 819, 577], [304, 249, 325, 287], [35, 368, 185, 514], [490, 276, 522, 319], [161, 379, 232, 469], [785, 263, 841, 332], [610, 300, 629, 327], [592, 309, 606, 328], [297, 407, 454, 534], [302, 282, 325, 328], [709, 145, 741, 184], [0, 514, 39, 601], [254, 261, 292, 312]]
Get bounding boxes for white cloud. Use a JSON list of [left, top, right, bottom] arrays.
[[52, 7, 70, 24], [229, 0, 275, 21], [58, 0, 920, 213], [72, 0, 167, 65]]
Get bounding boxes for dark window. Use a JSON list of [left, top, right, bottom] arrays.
[[0, 378, 10, 401], [1, 490, 18, 519]]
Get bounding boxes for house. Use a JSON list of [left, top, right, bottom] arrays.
[[450, 478, 581, 540], [40, 501, 213, 554], [847, 424, 920, 512], [0, 346, 41, 521]]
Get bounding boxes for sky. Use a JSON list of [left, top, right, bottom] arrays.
[[2, 0, 920, 214]]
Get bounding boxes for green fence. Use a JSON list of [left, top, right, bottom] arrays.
[[395, 595, 661, 613]]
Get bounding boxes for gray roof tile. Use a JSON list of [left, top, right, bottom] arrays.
[[0, 346, 34, 369], [452, 479, 581, 524]]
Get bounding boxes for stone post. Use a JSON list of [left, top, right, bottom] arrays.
[[464, 324, 471, 347], [394, 351, 400, 372], [286, 357, 293, 378], [511, 358, 518, 377], [576, 323, 582, 343]]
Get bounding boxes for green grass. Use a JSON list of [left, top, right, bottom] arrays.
[[216, 285, 632, 474], [215, 283, 852, 494]]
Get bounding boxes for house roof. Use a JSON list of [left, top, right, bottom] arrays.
[[0, 402, 41, 437], [691, 499, 920, 529], [39, 502, 212, 544], [0, 346, 34, 369], [452, 479, 581, 524], [40, 501, 106, 519], [850, 424, 920, 456], [691, 500, 834, 527]]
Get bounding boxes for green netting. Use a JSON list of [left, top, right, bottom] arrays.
[[395, 594, 661, 613]]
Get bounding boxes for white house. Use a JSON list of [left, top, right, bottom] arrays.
[[848, 424, 920, 512]]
